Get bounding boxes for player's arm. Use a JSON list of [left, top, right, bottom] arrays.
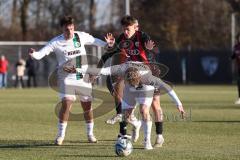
[[97, 51, 118, 68], [28, 42, 55, 60], [141, 32, 155, 50], [141, 75, 185, 116], [105, 33, 115, 48], [76, 64, 123, 76], [97, 34, 123, 68], [81, 32, 107, 47]]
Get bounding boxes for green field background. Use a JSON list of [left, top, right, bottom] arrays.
[[0, 85, 239, 160]]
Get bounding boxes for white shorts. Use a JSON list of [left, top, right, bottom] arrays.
[[121, 84, 154, 109], [58, 76, 93, 102]]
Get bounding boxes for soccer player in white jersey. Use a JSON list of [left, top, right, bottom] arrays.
[[28, 15, 107, 145], [74, 61, 185, 150]]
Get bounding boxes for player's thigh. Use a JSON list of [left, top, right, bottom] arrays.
[[70, 78, 93, 102], [58, 78, 77, 101], [122, 108, 135, 121], [114, 78, 125, 98], [122, 86, 136, 109]]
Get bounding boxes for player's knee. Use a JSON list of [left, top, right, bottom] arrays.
[[140, 109, 150, 121]]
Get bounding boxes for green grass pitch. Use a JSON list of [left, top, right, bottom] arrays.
[[0, 85, 239, 160]]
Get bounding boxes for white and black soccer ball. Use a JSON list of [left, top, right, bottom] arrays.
[[115, 137, 133, 157]]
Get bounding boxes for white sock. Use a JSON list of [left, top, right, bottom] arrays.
[[86, 122, 94, 136], [57, 122, 67, 138], [128, 119, 141, 128], [157, 134, 163, 138], [142, 120, 152, 141]]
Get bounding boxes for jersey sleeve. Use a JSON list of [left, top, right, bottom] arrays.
[[76, 63, 124, 76], [32, 41, 55, 60], [80, 32, 106, 47], [141, 31, 151, 43], [96, 64, 124, 76], [141, 75, 172, 93]]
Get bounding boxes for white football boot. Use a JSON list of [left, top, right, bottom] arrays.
[[88, 135, 98, 143], [235, 98, 240, 105], [131, 120, 142, 142], [106, 114, 123, 125], [54, 136, 64, 146], [154, 134, 164, 148], [144, 138, 153, 150]]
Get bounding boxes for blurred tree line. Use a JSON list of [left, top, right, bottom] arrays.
[[0, 0, 240, 50]]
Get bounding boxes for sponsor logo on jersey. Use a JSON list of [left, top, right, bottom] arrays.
[[64, 50, 81, 56], [126, 49, 140, 55]]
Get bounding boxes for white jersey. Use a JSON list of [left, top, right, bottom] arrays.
[[78, 61, 152, 77], [77, 61, 182, 106], [32, 31, 106, 80]]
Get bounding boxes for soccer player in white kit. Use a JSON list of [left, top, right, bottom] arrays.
[[28, 16, 107, 145], [75, 61, 185, 149]]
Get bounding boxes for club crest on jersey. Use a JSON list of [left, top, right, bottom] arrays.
[[119, 40, 133, 49], [74, 42, 81, 48], [135, 42, 139, 47]]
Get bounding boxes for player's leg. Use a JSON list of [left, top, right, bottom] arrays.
[[119, 86, 137, 139], [106, 76, 123, 124], [77, 78, 97, 143], [151, 94, 164, 147], [137, 85, 154, 150], [55, 96, 74, 145], [80, 99, 97, 143], [55, 78, 76, 145], [139, 103, 153, 150], [120, 108, 134, 138]]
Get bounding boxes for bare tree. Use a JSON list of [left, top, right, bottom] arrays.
[[35, 0, 42, 28], [11, 0, 18, 28], [89, 0, 96, 31], [20, 0, 30, 40], [61, 0, 74, 15]]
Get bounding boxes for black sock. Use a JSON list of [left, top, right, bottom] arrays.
[[115, 101, 122, 114], [155, 122, 163, 135], [119, 121, 127, 135]]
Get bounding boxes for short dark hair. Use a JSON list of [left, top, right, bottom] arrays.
[[60, 15, 74, 27], [121, 15, 137, 26]]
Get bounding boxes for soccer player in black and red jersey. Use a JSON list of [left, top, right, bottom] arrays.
[[101, 15, 184, 147]]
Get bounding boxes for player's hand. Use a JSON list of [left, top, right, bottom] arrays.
[[88, 74, 98, 83], [145, 40, 155, 50], [177, 105, 186, 119], [105, 33, 115, 48], [63, 65, 76, 73], [28, 48, 35, 57]]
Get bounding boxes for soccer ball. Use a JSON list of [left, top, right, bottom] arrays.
[[115, 137, 133, 157]]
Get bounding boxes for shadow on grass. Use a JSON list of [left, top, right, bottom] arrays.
[[60, 154, 117, 158], [0, 139, 117, 149], [192, 120, 240, 123], [0, 140, 55, 149]]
